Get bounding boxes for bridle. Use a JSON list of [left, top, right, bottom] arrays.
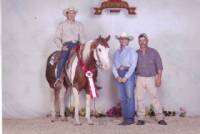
[[94, 47, 102, 68], [92, 40, 109, 69]]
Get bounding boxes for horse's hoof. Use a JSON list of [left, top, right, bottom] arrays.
[[60, 117, 67, 121], [50, 117, 56, 122], [74, 122, 82, 126], [88, 121, 94, 125]]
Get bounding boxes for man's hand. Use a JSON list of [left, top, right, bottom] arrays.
[[62, 46, 68, 51], [155, 76, 161, 87], [121, 77, 128, 83], [116, 77, 122, 83], [155, 70, 162, 87]]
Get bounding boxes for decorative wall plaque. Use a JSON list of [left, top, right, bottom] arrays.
[[94, 0, 136, 15]]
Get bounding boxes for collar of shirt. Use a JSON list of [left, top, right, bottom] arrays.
[[119, 45, 129, 53], [138, 46, 150, 55], [65, 19, 76, 24]]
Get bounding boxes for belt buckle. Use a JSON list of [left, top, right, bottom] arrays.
[[72, 40, 77, 43]]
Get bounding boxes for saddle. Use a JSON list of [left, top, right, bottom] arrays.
[[49, 45, 81, 64]]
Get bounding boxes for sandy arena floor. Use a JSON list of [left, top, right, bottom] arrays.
[[3, 116, 200, 134]]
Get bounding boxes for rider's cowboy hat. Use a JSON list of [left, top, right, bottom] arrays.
[[115, 32, 134, 41], [63, 7, 78, 16]]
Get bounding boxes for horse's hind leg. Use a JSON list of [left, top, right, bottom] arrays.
[[50, 88, 56, 122], [72, 87, 81, 125], [85, 94, 93, 125], [59, 87, 67, 121]]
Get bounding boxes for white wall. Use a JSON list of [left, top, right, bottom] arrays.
[[2, 0, 200, 118]]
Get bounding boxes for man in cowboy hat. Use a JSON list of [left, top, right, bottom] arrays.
[[135, 33, 167, 125], [112, 32, 138, 125], [54, 7, 85, 86]]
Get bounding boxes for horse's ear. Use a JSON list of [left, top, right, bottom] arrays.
[[105, 35, 111, 42], [96, 35, 101, 42], [98, 35, 102, 40]]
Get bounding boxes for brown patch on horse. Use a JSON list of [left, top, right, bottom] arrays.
[[46, 51, 59, 88], [46, 45, 82, 90], [46, 51, 68, 89], [70, 41, 99, 94]]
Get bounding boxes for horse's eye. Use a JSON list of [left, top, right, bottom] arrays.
[[98, 48, 102, 52]]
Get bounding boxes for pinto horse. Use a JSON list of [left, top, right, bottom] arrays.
[[45, 35, 110, 125]]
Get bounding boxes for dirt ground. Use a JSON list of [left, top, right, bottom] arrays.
[[3, 116, 200, 134]]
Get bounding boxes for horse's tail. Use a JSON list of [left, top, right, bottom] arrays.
[[45, 51, 59, 88]]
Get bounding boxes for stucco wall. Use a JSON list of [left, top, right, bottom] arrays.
[[2, 0, 200, 118]]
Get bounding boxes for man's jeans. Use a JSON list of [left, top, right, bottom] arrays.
[[56, 41, 77, 79], [115, 69, 136, 123]]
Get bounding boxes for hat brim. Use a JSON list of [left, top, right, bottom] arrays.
[[115, 35, 134, 41], [63, 9, 78, 17]]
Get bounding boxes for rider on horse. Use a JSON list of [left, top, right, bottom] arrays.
[[54, 7, 85, 86]]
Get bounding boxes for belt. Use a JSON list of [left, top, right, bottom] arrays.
[[63, 41, 78, 50], [63, 41, 78, 46], [118, 66, 129, 70]]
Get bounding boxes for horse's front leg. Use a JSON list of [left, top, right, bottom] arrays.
[[50, 88, 56, 122], [85, 94, 93, 125], [59, 87, 67, 121], [72, 87, 81, 125]]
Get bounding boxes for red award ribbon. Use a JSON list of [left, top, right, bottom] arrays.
[[76, 44, 98, 98], [85, 71, 98, 98]]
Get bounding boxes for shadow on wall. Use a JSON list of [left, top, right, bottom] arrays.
[[39, 37, 56, 115]]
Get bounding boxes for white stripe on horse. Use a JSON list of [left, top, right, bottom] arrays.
[[82, 40, 93, 61], [67, 56, 78, 84]]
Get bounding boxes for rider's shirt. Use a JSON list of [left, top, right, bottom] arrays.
[[55, 20, 85, 49]]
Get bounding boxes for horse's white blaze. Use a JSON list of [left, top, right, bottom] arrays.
[[72, 87, 80, 123], [67, 57, 78, 84], [103, 48, 110, 69], [95, 45, 110, 70]]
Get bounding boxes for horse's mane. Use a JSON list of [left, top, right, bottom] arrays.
[[82, 40, 94, 61]]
